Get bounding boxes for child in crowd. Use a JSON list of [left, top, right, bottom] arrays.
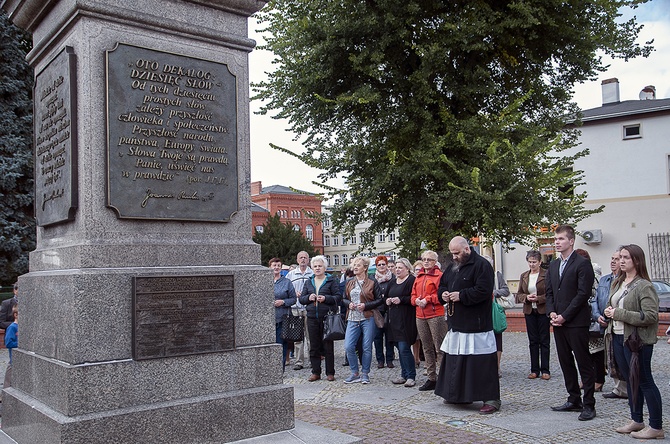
[[5, 305, 18, 364]]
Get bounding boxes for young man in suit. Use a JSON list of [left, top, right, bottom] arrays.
[[546, 225, 596, 421]]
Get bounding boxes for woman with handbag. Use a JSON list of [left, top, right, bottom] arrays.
[[516, 250, 550, 381], [271, 257, 297, 371], [484, 255, 512, 378], [342, 257, 382, 384], [603, 244, 663, 439], [299, 255, 341, 382], [385, 258, 417, 387]]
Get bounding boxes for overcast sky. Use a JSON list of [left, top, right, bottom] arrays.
[[248, 1, 670, 195]]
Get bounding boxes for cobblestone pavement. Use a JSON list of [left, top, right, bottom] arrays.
[[285, 332, 670, 443]]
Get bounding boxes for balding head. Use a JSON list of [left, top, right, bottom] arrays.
[[449, 236, 471, 265]]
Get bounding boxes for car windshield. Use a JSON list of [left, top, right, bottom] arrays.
[[653, 281, 670, 294]]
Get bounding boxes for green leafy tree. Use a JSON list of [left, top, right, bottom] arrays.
[[253, 214, 318, 265], [0, 11, 35, 285], [253, 0, 652, 258]]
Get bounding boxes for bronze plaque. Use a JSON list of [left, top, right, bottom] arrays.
[[34, 46, 78, 226], [106, 43, 238, 222], [132, 275, 235, 360]]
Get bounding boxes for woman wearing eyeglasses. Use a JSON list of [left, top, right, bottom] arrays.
[[411, 250, 446, 391], [604, 244, 663, 439]]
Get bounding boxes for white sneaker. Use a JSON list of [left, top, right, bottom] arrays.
[[404, 379, 416, 387]]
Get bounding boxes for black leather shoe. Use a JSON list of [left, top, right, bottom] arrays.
[[418, 380, 436, 391], [602, 392, 627, 399], [551, 401, 583, 412], [578, 407, 596, 421]]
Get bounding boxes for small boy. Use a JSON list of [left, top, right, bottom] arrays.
[[5, 305, 17, 364]]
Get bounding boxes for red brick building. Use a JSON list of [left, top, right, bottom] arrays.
[[251, 181, 323, 253]]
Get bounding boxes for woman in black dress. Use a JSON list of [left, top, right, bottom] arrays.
[[385, 258, 418, 387]]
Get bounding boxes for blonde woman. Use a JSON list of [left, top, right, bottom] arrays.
[[342, 257, 383, 384]]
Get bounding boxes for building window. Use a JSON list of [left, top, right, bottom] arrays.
[[324, 217, 330, 228], [342, 236, 348, 245], [325, 255, 331, 263], [334, 255, 340, 266], [623, 124, 641, 139], [333, 236, 339, 246], [306, 224, 313, 241], [359, 233, 364, 244], [293, 224, 300, 231], [388, 232, 396, 242], [255, 225, 264, 234], [350, 234, 357, 245], [389, 252, 396, 261], [342, 254, 348, 265], [378, 233, 386, 242], [324, 235, 330, 246]]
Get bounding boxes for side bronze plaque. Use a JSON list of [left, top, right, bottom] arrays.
[[34, 46, 78, 226], [132, 275, 234, 360], [106, 43, 238, 222]]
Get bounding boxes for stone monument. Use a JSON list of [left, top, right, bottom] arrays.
[[0, 1, 292, 442]]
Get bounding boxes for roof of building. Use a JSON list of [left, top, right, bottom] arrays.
[[251, 202, 269, 212], [578, 97, 670, 123], [261, 184, 317, 196]]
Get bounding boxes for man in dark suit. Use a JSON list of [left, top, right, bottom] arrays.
[[545, 225, 596, 421], [0, 283, 18, 330]]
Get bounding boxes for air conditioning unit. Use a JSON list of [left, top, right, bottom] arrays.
[[582, 229, 602, 244]]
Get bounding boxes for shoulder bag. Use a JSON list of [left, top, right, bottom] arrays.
[[492, 300, 507, 333], [323, 309, 346, 341], [281, 311, 304, 342]]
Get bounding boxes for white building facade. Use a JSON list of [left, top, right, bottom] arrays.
[[321, 209, 401, 270], [500, 79, 670, 286]]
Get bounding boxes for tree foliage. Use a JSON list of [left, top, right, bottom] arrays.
[[253, 214, 318, 265], [253, 0, 652, 257], [0, 11, 35, 285]]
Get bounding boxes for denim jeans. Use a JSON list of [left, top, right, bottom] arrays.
[[345, 317, 375, 375], [396, 341, 416, 380], [613, 333, 663, 429]]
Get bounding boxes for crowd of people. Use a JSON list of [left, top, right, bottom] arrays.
[[272, 225, 665, 439]]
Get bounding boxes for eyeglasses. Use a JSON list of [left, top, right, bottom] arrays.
[[377, 263, 387, 267], [421, 258, 436, 262]]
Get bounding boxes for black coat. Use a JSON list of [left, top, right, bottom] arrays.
[[385, 275, 417, 344], [438, 249, 494, 333], [545, 252, 594, 328], [0, 297, 17, 330], [299, 274, 341, 320]]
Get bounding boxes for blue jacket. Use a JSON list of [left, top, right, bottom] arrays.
[[592, 273, 615, 333], [5, 321, 17, 364], [274, 276, 297, 323]]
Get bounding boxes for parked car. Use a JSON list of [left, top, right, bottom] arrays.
[[653, 280, 670, 312]]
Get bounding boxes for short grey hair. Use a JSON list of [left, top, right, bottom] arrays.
[[311, 255, 328, 268]]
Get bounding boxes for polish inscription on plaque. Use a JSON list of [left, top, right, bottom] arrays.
[[34, 46, 78, 226], [132, 275, 234, 360], [106, 43, 238, 221]]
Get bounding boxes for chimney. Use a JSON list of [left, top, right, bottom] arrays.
[[251, 181, 262, 195], [639, 85, 656, 100], [601, 78, 620, 105]]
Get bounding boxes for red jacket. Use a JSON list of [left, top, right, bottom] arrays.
[[411, 267, 444, 319]]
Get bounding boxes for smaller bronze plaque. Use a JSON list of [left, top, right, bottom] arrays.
[[34, 46, 78, 226], [132, 275, 234, 360]]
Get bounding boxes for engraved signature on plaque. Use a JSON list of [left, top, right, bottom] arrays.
[[106, 43, 238, 222], [34, 46, 78, 226], [132, 275, 235, 360]]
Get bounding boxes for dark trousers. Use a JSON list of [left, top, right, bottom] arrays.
[[554, 326, 595, 408], [524, 311, 551, 374], [374, 325, 395, 364], [590, 349, 606, 384], [307, 316, 335, 376], [612, 334, 663, 429]]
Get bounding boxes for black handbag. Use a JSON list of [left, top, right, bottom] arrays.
[[323, 310, 346, 341], [281, 311, 304, 342]]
